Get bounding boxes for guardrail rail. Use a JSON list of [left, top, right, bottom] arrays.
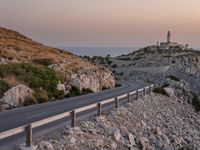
[[0, 84, 155, 147]]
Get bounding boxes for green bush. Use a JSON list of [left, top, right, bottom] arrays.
[[66, 87, 93, 98], [162, 83, 170, 88], [115, 83, 122, 87], [167, 75, 180, 82], [102, 86, 109, 90], [23, 95, 37, 106], [65, 86, 81, 98], [107, 60, 113, 65], [82, 88, 93, 94], [192, 94, 200, 112], [33, 90, 49, 103], [0, 64, 63, 99], [118, 57, 131, 61], [119, 72, 124, 76], [0, 80, 10, 98], [112, 64, 117, 68], [33, 58, 54, 66], [153, 87, 168, 96]]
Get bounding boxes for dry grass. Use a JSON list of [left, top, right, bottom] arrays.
[[3, 75, 21, 86], [0, 27, 97, 71]]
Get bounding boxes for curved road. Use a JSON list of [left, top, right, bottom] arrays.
[[0, 80, 149, 148]]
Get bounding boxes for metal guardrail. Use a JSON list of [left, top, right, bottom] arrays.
[[0, 84, 155, 147]]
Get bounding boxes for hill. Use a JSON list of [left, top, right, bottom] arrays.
[[82, 44, 200, 112], [0, 27, 115, 111]]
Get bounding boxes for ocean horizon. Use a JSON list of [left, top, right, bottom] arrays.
[[59, 47, 139, 57]]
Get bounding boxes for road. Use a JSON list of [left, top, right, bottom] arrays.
[[0, 80, 149, 149], [114, 66, 170, 74]]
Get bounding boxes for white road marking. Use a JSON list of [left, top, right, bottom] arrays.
[[26, 112, 47, 119]]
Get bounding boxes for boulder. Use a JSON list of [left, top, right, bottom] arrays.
[[69, 70, 115, 92], [140, 137, 149, 150], [163, 88, 175, 97], [37, 141, 54, 150], [0, 84, 33, 110], [69, 137, 76, 144], [128, 133, 136, 146], [106, 127, 121, 141]]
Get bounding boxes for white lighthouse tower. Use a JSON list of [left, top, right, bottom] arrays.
[[167, 31, 171, 44]]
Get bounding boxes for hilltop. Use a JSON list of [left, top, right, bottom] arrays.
[[82, 36, 200, 112], [0, 27, 115, 111]]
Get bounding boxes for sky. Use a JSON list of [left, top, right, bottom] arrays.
[[0, 0, 200, 48]]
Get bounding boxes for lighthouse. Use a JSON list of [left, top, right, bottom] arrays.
[[167, 31, 171, 44]]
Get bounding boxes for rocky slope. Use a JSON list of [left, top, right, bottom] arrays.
[[107, 46, 200, 96], [20, 86, 200, 150], [0, 27, 115, 111]]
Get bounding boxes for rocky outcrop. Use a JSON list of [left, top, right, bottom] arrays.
[[160, 77, 195, 106], [69, 70, 115, 92], [0, 84, 33, 110], [27, 93, 200, 150], [112, 48, 200, 96]]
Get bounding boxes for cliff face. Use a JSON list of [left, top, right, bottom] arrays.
[[0, 27, 115, 110]]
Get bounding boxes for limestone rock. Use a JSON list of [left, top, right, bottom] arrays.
[[106, 127, 121, 141], [140, 137, 149, 150], [128, 133, 136, 146], [69, 137, 76, 144], [164, 88, 175, 97], [0, 84, 33, 110], [69, 70, 115, 92], [37, 141, 53, 150]]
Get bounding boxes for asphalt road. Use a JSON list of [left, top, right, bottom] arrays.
[[0, 80, 149, 149]]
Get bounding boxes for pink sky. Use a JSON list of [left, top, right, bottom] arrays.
[[0, 0, 200, 47]]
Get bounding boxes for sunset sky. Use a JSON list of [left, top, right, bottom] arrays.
[[0, 0, 200, 48]]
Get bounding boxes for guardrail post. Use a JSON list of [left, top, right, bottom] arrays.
[[143, 88, 146, 95], [97, 103, 102, 116], [26, 124, 32, 147], [71, 110, 76, 128], [149, 86, 151, 92], [136, 91, 139, 100], [115, 97, 119, 109], [127, 93, 130, 103]]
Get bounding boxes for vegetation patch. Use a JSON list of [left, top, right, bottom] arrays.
[[0, 63, 63, 100], [192, 93, 200, 112], [166, 75, 180, 82], [66, 86, 93, 98], [162, 83, 170, 88], [0, 80, 10, 98], [33, 58, 54, 66], [23, 95, 37, 106], [112, 64, 117, 68], [118, 57, 131, 61], [82, 88, 93, 94], [153, 87, 168, 96], [115, 83, 122, 87]]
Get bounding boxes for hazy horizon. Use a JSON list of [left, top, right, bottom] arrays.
[[1, 0, 200, 48]]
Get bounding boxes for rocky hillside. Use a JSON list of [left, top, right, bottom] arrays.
[[83, 45, 200, 112], [19, 82, 200, 150], [0, 27, 115, 111], [100, 46, 200, 96]]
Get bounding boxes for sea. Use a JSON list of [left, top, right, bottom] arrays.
[[59, 47, 139, 57]]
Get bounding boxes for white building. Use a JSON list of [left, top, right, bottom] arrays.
[[159, 31, 187, 50]]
